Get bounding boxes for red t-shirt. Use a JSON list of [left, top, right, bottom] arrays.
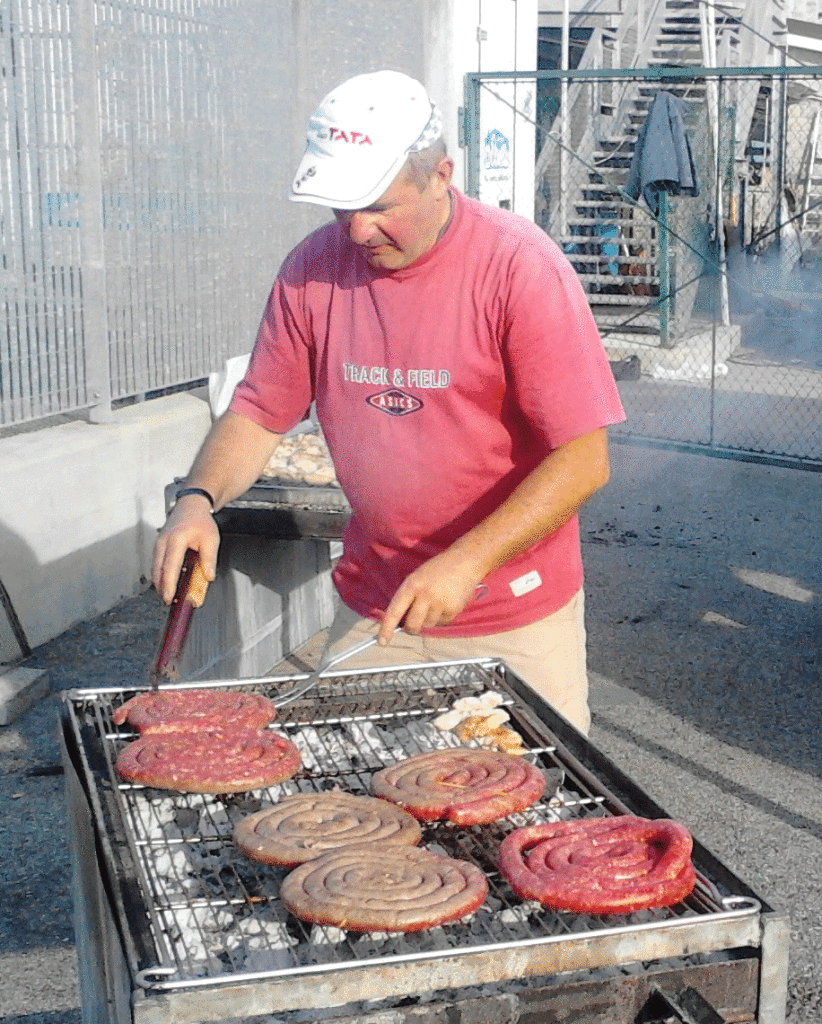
[[231, 190, 625, 636]]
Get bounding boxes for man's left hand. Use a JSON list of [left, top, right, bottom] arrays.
[[377, 551, 485, 644]]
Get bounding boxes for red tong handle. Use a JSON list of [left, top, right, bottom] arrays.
[[150, 549, 208, 687]]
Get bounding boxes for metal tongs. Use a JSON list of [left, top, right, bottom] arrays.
[[150, 546, 396, 701], [149, 548, 210, 689], [272, 628, 398, 708]]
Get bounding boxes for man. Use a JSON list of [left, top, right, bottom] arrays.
[[153, 70, 624, 733]]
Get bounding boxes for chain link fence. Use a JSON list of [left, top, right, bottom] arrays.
[[466, 66, 822, 469]]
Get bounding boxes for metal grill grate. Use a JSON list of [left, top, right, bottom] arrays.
[[62, 660, 763, 998]]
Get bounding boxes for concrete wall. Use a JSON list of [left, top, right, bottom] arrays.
[[0, 394, 211, 659]]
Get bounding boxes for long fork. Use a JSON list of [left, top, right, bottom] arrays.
[[272, 628, 398, 708]]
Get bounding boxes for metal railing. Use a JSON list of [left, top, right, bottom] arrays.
[[2, 0, 256, 423]]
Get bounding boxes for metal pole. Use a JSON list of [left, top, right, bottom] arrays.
[[0, 577, 32, 660], [464, 74, 481, 200], [776, 59, 788, 255], [658, 190, 671, 347], [559, 0, 569, 239], [715, 75, 730, 327], [74, 0, 112, 422], [637, 0, 645, 67]]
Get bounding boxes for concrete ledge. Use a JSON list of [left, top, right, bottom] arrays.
[[0, 665, 50, 725], [605, 324, 742, 377], [0, 393, 211, 653]]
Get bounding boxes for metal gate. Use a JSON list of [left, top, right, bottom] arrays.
[[464, 65, 822, 471]]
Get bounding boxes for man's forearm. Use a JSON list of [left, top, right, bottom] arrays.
[[377, 428, 612, 640], [182, 410, 284, 509], [447, 428, 611, 579], [152, 410, 284, 602]]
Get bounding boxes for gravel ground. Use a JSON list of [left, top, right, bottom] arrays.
[[0, 441, 820, 1022]]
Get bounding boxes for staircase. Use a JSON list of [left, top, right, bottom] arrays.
[[547, 0, 784, 351]]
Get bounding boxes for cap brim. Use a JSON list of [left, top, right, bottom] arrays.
[[289, 143, 410, 210]]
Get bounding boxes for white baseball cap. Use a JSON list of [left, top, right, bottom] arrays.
[[290, 70, 443, 210]]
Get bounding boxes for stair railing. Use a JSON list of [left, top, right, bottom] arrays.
[[713, 0, 743, 68], [736, 0, 784, 68], [536, 15, 608, 234], [607, 0, 668, 116], [797, 103, 821, 235]]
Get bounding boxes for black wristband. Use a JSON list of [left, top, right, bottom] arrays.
[[174, 486, 215, 509]]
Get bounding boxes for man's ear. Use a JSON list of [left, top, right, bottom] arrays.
[[432, 157, 455, 199]]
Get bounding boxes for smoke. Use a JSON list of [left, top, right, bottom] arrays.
[[727, 224, 822, 371]]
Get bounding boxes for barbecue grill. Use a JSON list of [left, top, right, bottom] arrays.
[[168, 423, 352, 544], [61, 660, 789, 1024]]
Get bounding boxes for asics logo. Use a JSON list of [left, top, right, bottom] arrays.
[[365, 389, 423, 416]]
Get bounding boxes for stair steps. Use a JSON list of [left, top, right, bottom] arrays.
[[560, 0, 754, 346]]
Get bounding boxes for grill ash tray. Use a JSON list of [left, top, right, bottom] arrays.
[[61, 659, 778, 1012]]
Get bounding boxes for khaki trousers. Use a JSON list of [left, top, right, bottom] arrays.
[[323, 589, 590, 734]]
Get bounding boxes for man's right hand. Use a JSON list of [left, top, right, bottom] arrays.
[[150, 410, 286, 603], [152, 494, 220, 604]]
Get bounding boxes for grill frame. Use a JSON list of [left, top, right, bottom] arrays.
[[60, 659, 789, 1023]]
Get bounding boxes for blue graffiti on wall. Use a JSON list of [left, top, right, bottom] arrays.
[[483, 129, 510, 171]]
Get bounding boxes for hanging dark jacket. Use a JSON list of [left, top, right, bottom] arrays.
[[625, 90, 700, 216]]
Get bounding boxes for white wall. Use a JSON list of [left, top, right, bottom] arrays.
[[787, 0, 822, 19], [477, 0, 538, 217], [425, 0, 538, 218]]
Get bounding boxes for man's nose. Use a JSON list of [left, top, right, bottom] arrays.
[[341, 211, 377, 245]]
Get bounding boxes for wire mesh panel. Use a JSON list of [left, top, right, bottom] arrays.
[[1, 0, 427, 426], [1, 0, 89, 423], [95, 0, 238, 402], [0, 0, 266, 423], [468, 65, 822, 468]]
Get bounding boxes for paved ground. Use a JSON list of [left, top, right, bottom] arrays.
[[0, 440, 820, 1023]]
